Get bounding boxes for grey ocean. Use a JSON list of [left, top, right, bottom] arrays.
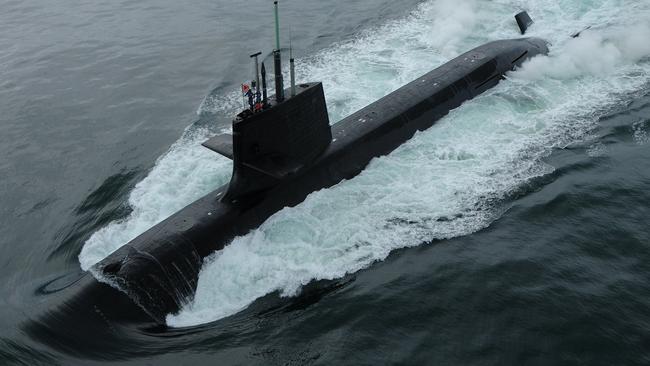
[[2, 0, 650, 365]]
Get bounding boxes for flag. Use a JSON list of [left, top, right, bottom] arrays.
[[241, 83, 251, 96]]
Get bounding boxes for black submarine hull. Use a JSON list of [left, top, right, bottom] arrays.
[[82, 38, 548, 323]]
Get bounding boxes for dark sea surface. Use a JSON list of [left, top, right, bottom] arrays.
[[2, 0, 650, 365]]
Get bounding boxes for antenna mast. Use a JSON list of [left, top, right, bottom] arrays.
[[290, 29, 296, 97], [261, 62, 268, 105], [250, 51, 262, 108], [273, 1, 284, 103]]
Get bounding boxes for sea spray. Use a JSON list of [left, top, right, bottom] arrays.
[[74, 0, 650, 326], [516, 23, 650, 80], [167, 13, 650, 327], [79, 0, 486, 270]]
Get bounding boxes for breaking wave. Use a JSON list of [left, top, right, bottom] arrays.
[[75, 0, 650, 326]]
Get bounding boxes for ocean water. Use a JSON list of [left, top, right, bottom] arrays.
[[2, 0, 650, 365]]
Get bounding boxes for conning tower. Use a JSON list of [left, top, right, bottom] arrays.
[[202, 1, 331, 200]]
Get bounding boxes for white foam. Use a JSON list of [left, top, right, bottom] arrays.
[[633, 119, 649, 145], [79, 0, 487, 270], [167, 1, 650, 326], [296, 0, 484, 122], [75, 0, 650, 325], [516, 24, 650, 80], [79, 127, 233, 270]]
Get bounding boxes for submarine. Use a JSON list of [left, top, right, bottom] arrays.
[[47, 5, 550, 326]]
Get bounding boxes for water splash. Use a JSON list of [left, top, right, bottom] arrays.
[[74, 0, 650, 326], [168, 1, 650, 326]]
